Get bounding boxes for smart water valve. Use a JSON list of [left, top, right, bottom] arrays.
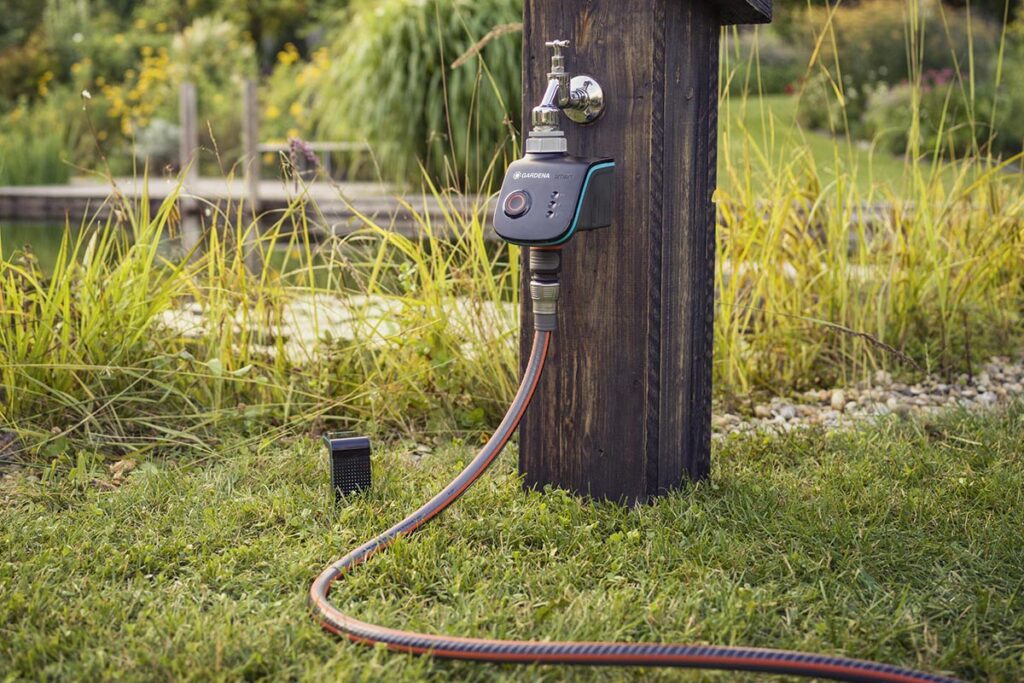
[[493, 39, 614, 247], [493, 156, 614, 246]]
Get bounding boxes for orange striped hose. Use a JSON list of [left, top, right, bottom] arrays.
[[310, 330, 960, 683]]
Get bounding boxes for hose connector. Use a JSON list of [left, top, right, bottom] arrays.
[[529, 248, 561, 331], [530, 281, 559, 331]]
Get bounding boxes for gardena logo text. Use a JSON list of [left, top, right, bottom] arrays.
[[513, 171, 550, 179]]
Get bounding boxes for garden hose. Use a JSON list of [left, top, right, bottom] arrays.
[[310, 253, 961, 683]]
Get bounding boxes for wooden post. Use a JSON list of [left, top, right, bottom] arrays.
[[518, 0, 771, 504], [178, 81, 201, 255], [242, 79, 262, 272]]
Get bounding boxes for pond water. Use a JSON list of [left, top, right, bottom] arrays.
[[0, 221, 299, 276], [0, 222, 72, 272]]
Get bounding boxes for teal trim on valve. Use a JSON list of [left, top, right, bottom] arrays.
[[538, 161, 615, 246]]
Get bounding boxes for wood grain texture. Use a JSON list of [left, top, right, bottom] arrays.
[[519, 0, 726, 503]]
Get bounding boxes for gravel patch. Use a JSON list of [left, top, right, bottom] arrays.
[[159, 294, 515, 361], [713, 358, 1024, 437]]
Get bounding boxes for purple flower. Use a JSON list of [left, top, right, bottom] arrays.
[[289, 137, 319, 168]]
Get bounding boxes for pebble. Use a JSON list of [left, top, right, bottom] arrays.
[[712, 414, 733, 429], [977, 391, 997, 406], [830, 389, 846, 412], [712, 353, 1024, 438]]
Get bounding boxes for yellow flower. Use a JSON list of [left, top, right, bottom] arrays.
[[287, 128, 300, 139], [156, 22, 168, 33], [141, 45, 153, 57], [277, 43, 300, 66], [289, 101, 304, 118], [114, 34, 125, 44], [36, 70, 54, 96], [264, 104, 281, 120]]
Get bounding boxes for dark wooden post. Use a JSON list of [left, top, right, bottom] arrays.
[[519, 0, 771, 504]]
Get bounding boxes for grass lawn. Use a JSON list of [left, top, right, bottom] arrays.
[[719, 94, 940, 197], [2, 408, 1023, 681]]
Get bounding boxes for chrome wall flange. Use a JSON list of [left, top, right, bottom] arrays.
[[564, 75, 605, 124]]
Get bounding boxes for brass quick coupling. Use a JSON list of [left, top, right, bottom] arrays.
[[529, 248, 561, 331]]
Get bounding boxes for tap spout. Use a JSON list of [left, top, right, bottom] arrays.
[[531, 77, 564, 132]]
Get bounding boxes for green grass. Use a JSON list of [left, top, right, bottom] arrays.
[[2, 407, 1022, 681], [719, 94, 956, 197], [720, 94, 888, 196]]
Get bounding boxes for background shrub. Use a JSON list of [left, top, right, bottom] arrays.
[[796, 0, 1000, 93], [863, 70, 975, 155], [0, 32, 57, 104], [301, 0, 522, 189], [726, 26, 804, 95], [169, 17, 257, 169], [0, 94, 80, 185], [792, 0, 1023, 159]]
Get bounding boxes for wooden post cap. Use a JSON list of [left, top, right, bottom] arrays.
[[712, 0, 771, 25]]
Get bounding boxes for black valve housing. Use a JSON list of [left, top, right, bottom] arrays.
[[493, 153, 614, 246]]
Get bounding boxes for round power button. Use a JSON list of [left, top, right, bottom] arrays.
[[503, 190, 531, 218]]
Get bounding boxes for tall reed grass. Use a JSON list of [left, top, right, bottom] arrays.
[[716, 0, 1024, 394], [0, 175, 519, 459]]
